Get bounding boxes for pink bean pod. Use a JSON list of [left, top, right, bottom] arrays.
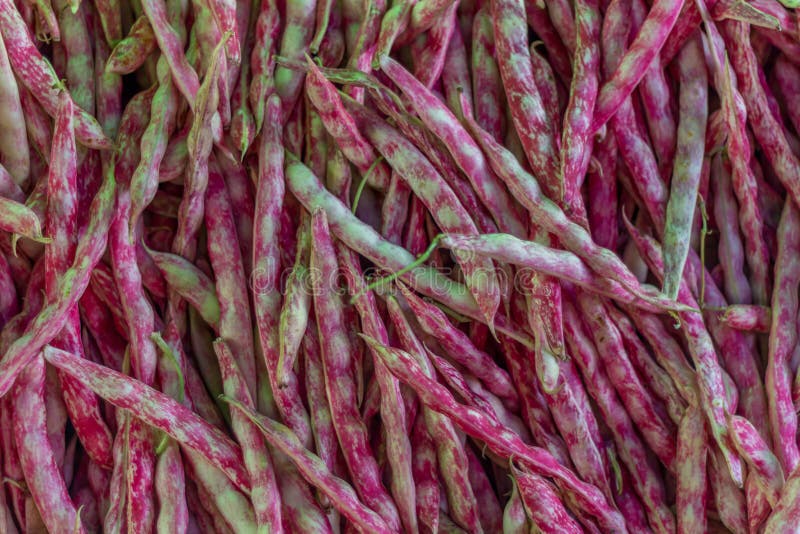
[[514, 466, 583, 534], [0, 31, 30, 187], [310, 209, 402, 531], [676, 405, 708, 534], [214, 339, 283, 533], [253, 95, 313, 446], [363, 336, 629, 533], [42, 345, 251, 494], [591, 0, 683, 132], [0, 0, 110, 149], [766, 199, 800, 474]]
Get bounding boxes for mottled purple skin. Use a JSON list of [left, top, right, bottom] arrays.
[[2, 265, 64, 520], [602, 0, 666, 234], [303, 105, 329, 180], [546, 0, 576, 56], [342, 95, 502, 328], [0, 197, 47, 242], [491, 0, 559, 201], [764, 466, 800, 532], [124, 418, 155, 533], [43, 346, 251, 493], [730, 415, 783, 508], [0, 254, 18, 328], [577, 293, 676, 469], [207, 0, 240, 63], [155, 440, 189, 534], [304, 58, 390, 191], [0, 30, 29, 187], [53, 0, 95, 115], [337, 245, 418, 534], [591, 0, 683, 132], [399, 284, 519, 410], [226, 399, 394, 534], [278, 216, 311, 387], [503, 479, 528, 533], [441, 21, 472, 119], [410, 413, 440, 534], [631, 0, 675, 173], [409, 0, 453, 35], [0, 165, 24, 203], [79, 288, 127, 372], [515, 467, 583, 534], [766, 199, 800, 474], [660, 1, 704, 65], [110, 179, 157, 534], [517, 281, 613, 500], [302, 324, 342, 529], [0, 398, 25, 526], [430, 352, 499, 421], [29, 0, 60, 42], [205, 166, 258, 401], [381, 55, 525, 237], [140, 0, 199, 106], [128, 62, 179, 231], [607, 305, 686, 426], [214, 340, 283, 533], [775, 55, 800, 143], [88, 266, 128, 339], [499, 335, 573, 467], [562, 300, 675, 534], [149, 249, 220, 329], [111, 191, 158, 387], [152, 327, 189, 534], [380, 171, 412, 245], [529, 45, 563, 145], [249, 0, 280, 133], [364, 338, 629, 533], [613, 466, 651, 533], [93, 0, 122, 44], [230, 0, 256, 157], [274, 0, 316, 119], [466, 447, 503, 533], [626, 230, 744, 487], [720, 304, 771, 333], [713, 28, 770, 307], [310, 210, 402, 531], [253, 96, 313, 448], [173, 38, 225, 262], [184, 446, 257, 533], [410, 2, 456, 88], [440, 233, 678, 312], [524, 3, 572, 83], [46, 93, 114, 471], [0, 0, 110, 149], [190, 0, 231, 129], [93, 9, 123, 141], [660, 33, 707, 298], [744, 473, 770, 533], [587, 129, 619, 250], [384, 296, 483, 534], [725, 21, 800, 228], [470, 6, 505, 142], [13, 356, 86, 534], [462, 110, 675, 311], [0, 169, 115, 399], [676, 406, 708, 534], [559, 0, 600, 214], [712, 155, 752, 305]]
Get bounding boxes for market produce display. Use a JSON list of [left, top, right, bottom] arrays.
[[0, 0, 799, 532]]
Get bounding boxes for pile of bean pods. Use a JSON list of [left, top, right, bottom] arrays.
[[1, 0, 800, 532]]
